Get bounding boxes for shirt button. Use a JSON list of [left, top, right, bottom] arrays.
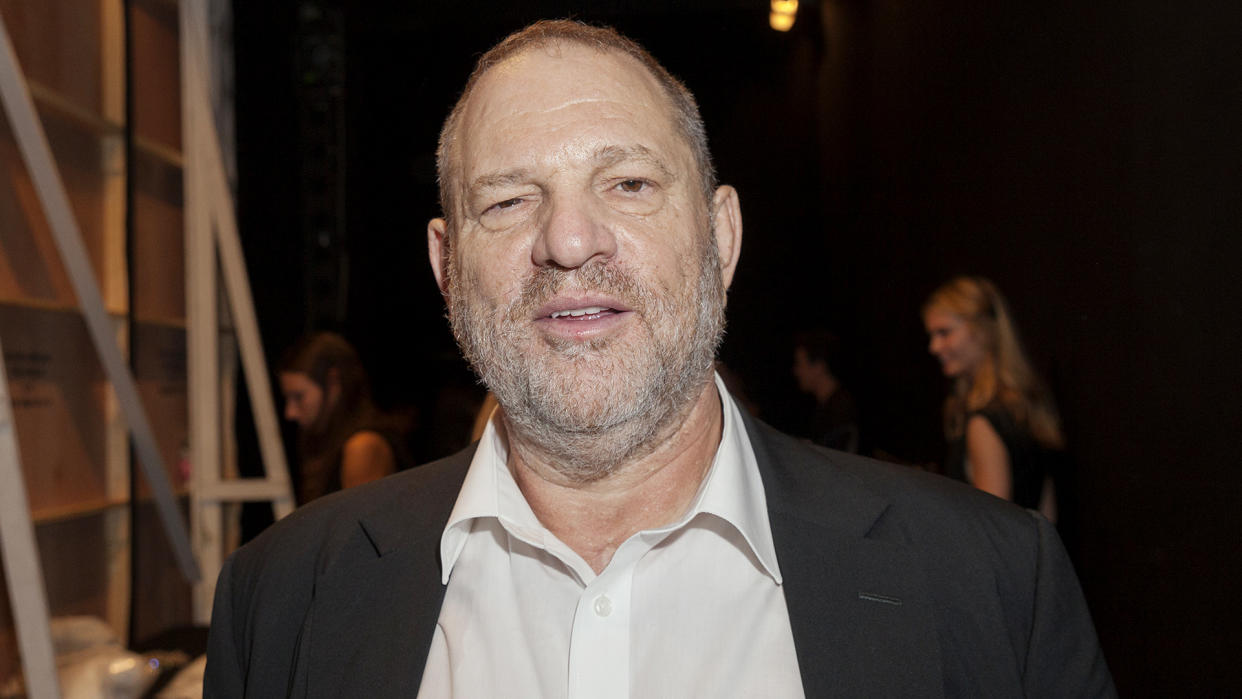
[[593, 594, 613, 617]]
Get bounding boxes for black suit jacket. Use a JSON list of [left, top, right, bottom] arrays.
[[204, 415, 1115, 697]]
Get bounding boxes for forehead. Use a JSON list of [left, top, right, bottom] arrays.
[[280, 372, 317, 391], [924, 309, 964, 327], [456, 44, 686, 180]]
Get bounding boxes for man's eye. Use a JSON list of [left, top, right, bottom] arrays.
[[616, 179, 647, 193], [490, 197, 523, 212]]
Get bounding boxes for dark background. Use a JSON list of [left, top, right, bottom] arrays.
[[233, 0, 1242, 694]]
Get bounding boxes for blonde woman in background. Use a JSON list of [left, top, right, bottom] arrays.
[[923, 276, 1064, 518]]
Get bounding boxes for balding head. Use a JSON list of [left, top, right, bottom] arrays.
[[435, 20, 716, 234]]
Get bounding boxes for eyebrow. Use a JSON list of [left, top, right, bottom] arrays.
[[592, 144, 676, 182], [466, 144, 678, 197], [468, 169, 533, 195]]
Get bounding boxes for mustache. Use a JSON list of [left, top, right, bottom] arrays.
[[508, 262, 653, 321]]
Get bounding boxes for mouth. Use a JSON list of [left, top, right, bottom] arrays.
[[550, 305, 614, 321], [534, 296, 634, 339], [537, 294, 633, 319]]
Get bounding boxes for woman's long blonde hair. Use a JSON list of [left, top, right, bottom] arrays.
[[923, 276, 1064, 449]]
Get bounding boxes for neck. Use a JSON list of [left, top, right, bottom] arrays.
[[504, 381, 724, 574]]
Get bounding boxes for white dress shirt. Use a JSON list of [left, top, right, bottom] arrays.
[[418, 375, 804, 698]]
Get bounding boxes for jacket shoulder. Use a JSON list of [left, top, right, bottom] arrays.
[[747, 418, 1113, 696], [747, 415, 1035, 539], [229, 448, 472, 580], [204, 448, 472, 696]]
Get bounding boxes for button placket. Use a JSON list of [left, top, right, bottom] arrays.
[[566, 552, 637, 699]]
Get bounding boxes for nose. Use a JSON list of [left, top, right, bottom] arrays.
[[284, 403, 298, 422], [928, 336, 941, 355], [531, 192, 617, 269]]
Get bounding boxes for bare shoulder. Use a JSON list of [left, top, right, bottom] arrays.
[[340, 430, 396, 487], [965, 413, 1004, 445], [965, 413, 1009, 464], [344, 430, 391, 457]]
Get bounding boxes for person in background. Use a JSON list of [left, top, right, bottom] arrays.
[[791, 329, 859, 452], [923, 276, 1064, 517], [278, 331, 409, 504]]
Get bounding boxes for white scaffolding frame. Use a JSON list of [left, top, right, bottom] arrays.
[[180, 0, 295, 624], [0, 340, 59, 699]]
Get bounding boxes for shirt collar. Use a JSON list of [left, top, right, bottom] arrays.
[[438, 373, 783, 585]]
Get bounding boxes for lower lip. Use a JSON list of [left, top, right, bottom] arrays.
[[534, 309, 633, 340]]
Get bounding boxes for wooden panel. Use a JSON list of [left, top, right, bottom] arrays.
[[0, 1, 197, 684], [0, 0, 105, 116], [0, 605, 12, 689], [132, 151, 185, 323], [0, 108, 117, 310], [0, 305, 109, 517], [132, 321, 188, 494], [37, 515, 114, 624], [130, 498, 192, 646], [131, 0, 181, 151], [0, 512, 114, 685]]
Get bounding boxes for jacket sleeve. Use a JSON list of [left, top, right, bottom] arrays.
[[1023, 513, 1117, 697], [203, 555, 246, 698]]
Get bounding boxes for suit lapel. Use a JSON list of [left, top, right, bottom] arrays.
[[300, 451, 472, 698], [744, 415, 945, 698]]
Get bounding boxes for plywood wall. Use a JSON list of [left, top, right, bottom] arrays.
[[0, 0, 191, 685]]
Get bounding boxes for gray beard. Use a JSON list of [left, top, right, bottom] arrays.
[[447, 235, 726, 482]]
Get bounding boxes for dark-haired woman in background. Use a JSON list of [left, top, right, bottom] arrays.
[[923, 276, 1063, 518], [278, 332, 410, 505]]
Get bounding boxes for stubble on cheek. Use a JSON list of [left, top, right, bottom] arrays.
[[443, 223, 725, 479]]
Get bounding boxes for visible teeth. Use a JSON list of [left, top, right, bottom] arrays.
[[551, 306, 606, 319]]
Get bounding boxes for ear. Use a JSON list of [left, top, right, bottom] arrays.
[[427, 217, 451, 295], [710, 185, 742, 290]]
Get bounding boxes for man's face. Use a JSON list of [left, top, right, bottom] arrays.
[[428, 44, 741, 477]]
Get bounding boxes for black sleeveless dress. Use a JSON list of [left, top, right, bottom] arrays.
[[945, 407, 1057, 509]]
